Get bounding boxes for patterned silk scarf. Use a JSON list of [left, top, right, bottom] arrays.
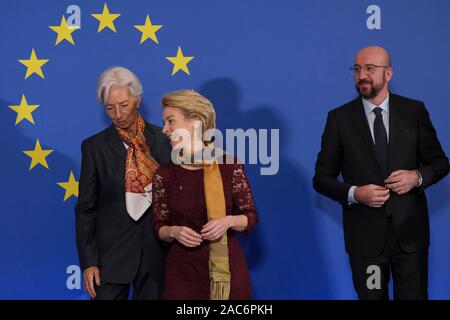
[[116, 114, 159, 221]]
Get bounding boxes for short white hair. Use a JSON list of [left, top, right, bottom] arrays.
[[97, 66, 143, 104]]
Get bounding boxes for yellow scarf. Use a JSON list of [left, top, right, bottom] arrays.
[[203, 162, 231, 300]]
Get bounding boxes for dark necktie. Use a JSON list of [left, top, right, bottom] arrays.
[[373, 108, 388, 176], [373, 107, 391, 216]]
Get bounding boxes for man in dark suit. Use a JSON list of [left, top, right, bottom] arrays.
[[313, 46, 449, 299], [76, 67, 171, 300]]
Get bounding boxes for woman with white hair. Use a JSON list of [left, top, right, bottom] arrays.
[[75, 66, 171, 300]]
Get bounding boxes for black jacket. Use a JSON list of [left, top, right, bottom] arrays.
[[75, 122, 171, 284], [313, 93, 449, 257]]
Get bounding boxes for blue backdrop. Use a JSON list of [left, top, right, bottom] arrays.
[[1, 0, 449, 299]]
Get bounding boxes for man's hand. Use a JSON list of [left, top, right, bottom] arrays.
[[384, 170, 419, 195], [354, 184, 390, 208], [84, 266, 101, 299]]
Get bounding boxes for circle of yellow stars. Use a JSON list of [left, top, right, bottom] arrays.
[[9, 3, 196, 202]]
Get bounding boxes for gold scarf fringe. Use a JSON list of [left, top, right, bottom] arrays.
[[210, 280, 231, 300]]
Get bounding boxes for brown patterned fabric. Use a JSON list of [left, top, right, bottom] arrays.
[[116, 114, 159, 219]]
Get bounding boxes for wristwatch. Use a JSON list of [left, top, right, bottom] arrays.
[[414, 170, 423, 187]]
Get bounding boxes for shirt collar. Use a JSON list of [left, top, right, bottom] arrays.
[[362, 93, 390, 116]]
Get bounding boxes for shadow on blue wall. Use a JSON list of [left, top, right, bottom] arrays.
[[199, 79, 332, 298]]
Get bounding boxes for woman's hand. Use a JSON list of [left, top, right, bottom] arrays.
[[170, 226, 203, 247], [201, 217, 233, 241]]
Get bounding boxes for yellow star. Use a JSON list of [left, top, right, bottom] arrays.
[[134, 15, 162, 44], [18, 49, 49, 79], [49, 15, 77, 45], [57, 171, 79, 201], [91, 3, 121, 33], [166, 46, 194, 76], [23, 139, 54, 170], [8, 95, 39, 125]]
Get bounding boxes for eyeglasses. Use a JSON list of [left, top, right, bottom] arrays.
[[350, 64, 389, 74]]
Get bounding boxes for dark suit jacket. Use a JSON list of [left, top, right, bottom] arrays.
[[75, 122, 171, 284], [313, 93, 449, 257]]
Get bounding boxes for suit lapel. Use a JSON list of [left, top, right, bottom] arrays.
[[144, 122, 161, 163], [104, 124, 127, 161], [387, 94, 407, 174], [351, 97, 378, 164]]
